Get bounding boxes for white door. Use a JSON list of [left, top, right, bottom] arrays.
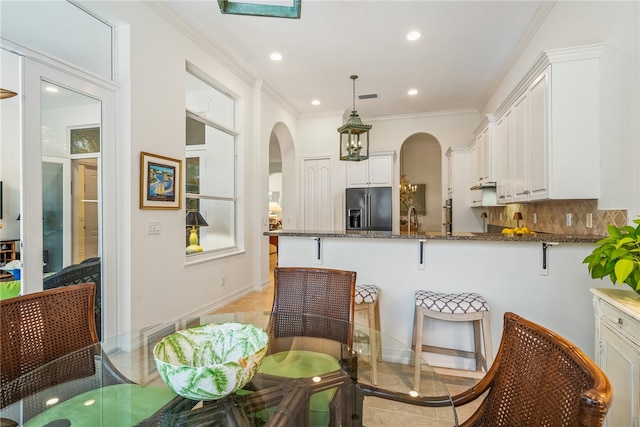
[[302, 157, 333, 231]]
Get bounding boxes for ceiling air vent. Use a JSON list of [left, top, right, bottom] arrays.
[[358, 93, 378, 100]]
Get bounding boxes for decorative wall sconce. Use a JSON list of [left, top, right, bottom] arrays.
[[338, 75, 371, 162]]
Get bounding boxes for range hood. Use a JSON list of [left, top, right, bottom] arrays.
[[470, 181, 496, 191]]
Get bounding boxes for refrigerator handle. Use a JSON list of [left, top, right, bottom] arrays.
[[365, 193, 371, 228]]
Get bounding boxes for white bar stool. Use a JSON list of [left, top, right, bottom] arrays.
[[412, 290, 493, 390], [354, 284, 382, 385]]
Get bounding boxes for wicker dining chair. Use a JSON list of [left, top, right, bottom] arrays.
[[43, 257, 102, 339], [447, 312, 612, 427], [258, 267, 357, 427], [0, 283, 175, 425]]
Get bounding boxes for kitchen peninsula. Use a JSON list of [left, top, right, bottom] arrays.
[[265, 229, 604, 370]]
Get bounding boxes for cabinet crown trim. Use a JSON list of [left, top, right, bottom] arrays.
[[495, 43, 604, 119], [472, 114, 495, 135]]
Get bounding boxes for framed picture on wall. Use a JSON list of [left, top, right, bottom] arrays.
[[140, 152, 182, 209]]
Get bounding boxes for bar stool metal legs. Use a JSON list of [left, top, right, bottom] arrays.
[[412, 290, 493, 391]]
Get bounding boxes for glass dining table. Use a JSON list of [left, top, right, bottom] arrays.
[[0, 312, 458, 426]]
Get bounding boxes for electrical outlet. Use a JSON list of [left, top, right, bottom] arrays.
[[499, 213, 503, 221], [146, 221, 161, 235], [586, 213, 593, 228], [532, 213, 537, 224], [565, 213, 572, 227]]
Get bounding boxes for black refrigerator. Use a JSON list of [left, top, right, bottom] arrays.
[[345, 187, 392, 232]]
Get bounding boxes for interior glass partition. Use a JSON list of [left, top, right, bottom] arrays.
[[41, 81, 101, 271]]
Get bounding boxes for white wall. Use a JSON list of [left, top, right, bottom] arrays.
[[79, 1, 299, 333], [81, 0, 639, 344], [483, 1, 639, 219], [0, 50, 21, 241], [3, 0, 637, 337]]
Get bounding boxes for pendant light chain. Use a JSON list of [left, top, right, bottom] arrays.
[[351, 75, 357, 113]]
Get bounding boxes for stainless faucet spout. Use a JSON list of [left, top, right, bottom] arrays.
[[407, 206, 419, 234]]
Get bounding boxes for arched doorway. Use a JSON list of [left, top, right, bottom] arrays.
[[268, 131, 282, 271], [399, 133, 442, 232], [267, 122, 294, 273]]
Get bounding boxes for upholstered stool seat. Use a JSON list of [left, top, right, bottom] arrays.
[[354, 284, 382, 385], [412, 290, 493, 390]]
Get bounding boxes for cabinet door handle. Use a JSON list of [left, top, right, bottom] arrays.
[[615, 317, 623, 325]]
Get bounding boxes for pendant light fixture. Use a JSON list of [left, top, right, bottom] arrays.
[[338, 75, 371, 161]]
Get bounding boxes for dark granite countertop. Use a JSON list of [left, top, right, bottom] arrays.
[[264, 230, 605, 244]]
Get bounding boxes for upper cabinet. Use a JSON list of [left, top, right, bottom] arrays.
[[471, 115, 496, 188], [493, 44, 603, 203], [495, 109, 514, 204], [346, 151, 395, 188]]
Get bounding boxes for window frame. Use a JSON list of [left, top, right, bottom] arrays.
[[184, 69, 239, 259]]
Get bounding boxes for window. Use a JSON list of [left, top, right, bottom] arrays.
[[185, 70, 237, 253]]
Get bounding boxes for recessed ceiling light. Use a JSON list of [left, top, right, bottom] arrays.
[[270, 52, 283, 61], [406, 31, 421, 41], [311, 99, 320, 106], [408, 89, 418, 96]]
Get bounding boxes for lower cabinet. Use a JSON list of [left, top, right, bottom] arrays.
[[591, 288, 640, 427]]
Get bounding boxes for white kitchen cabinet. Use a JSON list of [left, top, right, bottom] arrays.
[[471, 115, 495, 188], [494, 44, 602, 202], [527, 68, 549, 201], [446, 146, 482, 230], [591, 288, 640, 427], [494, 109, 513, 205], [512, 91, 528, 202], [346, 151, 394, 188]]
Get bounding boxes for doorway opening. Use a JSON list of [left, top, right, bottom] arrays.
[[399, 133, 443, 232]]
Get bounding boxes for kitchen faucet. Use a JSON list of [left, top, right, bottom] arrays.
[[407, 206, 419, 234]]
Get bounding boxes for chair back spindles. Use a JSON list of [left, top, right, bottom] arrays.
[[270, 267, 356, 350]]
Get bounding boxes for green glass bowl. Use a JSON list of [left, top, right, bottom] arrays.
[[153, 322, 269, 400]]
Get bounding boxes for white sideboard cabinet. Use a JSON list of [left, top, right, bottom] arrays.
[[591, 288, 640, 427]]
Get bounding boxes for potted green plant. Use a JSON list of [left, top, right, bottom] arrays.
[[584, 217, 640, 295]]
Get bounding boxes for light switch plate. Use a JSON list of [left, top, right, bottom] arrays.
[[146, 221, 161, 235]]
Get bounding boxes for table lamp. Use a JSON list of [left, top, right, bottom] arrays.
[[513, 211, 523, 228], [186, 210, 208, 254]]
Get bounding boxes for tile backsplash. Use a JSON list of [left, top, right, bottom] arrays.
[[487, 200, 627, 236]]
